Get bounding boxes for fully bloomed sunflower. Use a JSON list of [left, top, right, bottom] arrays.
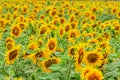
[[47, 38, 57, 53], [83, 50, 103, 67], [10, 25, 22, 37], [5, 45, 20, 65], [86, 68, 104, 80], [81, 67, 104, 80]]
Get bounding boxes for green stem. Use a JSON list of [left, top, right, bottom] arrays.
[[65, 58, 73, 79], [2, 60, 5, 73]]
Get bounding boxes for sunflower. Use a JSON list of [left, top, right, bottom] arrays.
[[50, 8, 57, 17], [90, 15, 96, 22], [17, 15, 25, 22], [51, 57, 60, 64], [22, 51, 32, 60], [91, 7, 97, 13], [59, 17, 66, 25], [11, 25, 22, 37], [47, 38, 57, 53], [83, 51, 103, 67], [5, 37, 14, 43], [84, 11, 91, 18], [86, 68, 104, 80], [111, 6, 117, 14], [59, 26, 64, 38], [81, 66, 93, 80], [69, 14, 75, 23], [65, 23, 71, 32], [41, 57, 60, 72], [5, 45, 20, 65], [31, 49, 46, 64], [6, 42, 14, 50], [70, 20, 78, 29], [68, 29, 80, 42], [41, 59, 53, 72], [75, 43, 85, 72], [18, 22, 27, 31], [68, 45, 77, 57], [117, 10, 120, 19], [0, 19, 5, 29], [27, 41, 39, 50]]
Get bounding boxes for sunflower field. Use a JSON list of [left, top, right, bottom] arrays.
[[1, 0, 120, 80]]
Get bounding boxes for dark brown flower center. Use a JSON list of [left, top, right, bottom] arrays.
[[87, 54, 98, 63], [51, 11, 56, 16], [65, 25, 70, 32], [70, 48, 75, 55], [7, 43, 12, 50], [78, 49, 84, 64], [35, 51, 44, 58], [40, 27, 47, 35], [49, 42, 55, 50], [12, 27, 19, 35], [70, 32, 76, 38], [45, 59, 52, 67], [9, 50, 18, 60], [51, 58, 57, 64]]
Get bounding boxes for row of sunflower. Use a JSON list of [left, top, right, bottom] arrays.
[[0, 0, 120, 80]]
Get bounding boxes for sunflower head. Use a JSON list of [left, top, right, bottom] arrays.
[[22, 51, 32, 60], [86, 68, 104, 80], [59, 17, 66, 25], [81, 66, 93, 79], [5, 37, 14, 44], [47, 38, 57, 52], [11, 25, 22, 37], [84, 51, 103, 67], [65, 23, 71, 32], [0, 19, 5, 29], [41, 57, 60, 73], [28, 41, 39, 50], [5, 45, 20, 65], [68, 45, 77, 57], [6, 42, 14, 50], [59, 27, 64, 38]]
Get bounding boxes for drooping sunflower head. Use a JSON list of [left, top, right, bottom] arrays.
[[83, 51, 103, 67], [41, 59, 53, 73], [5, 45, 20, 65], [11, 25, 22, 37], [31, 50, 45, 64], [47, 38, 57, 52], [41, 57, 60, 73]]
